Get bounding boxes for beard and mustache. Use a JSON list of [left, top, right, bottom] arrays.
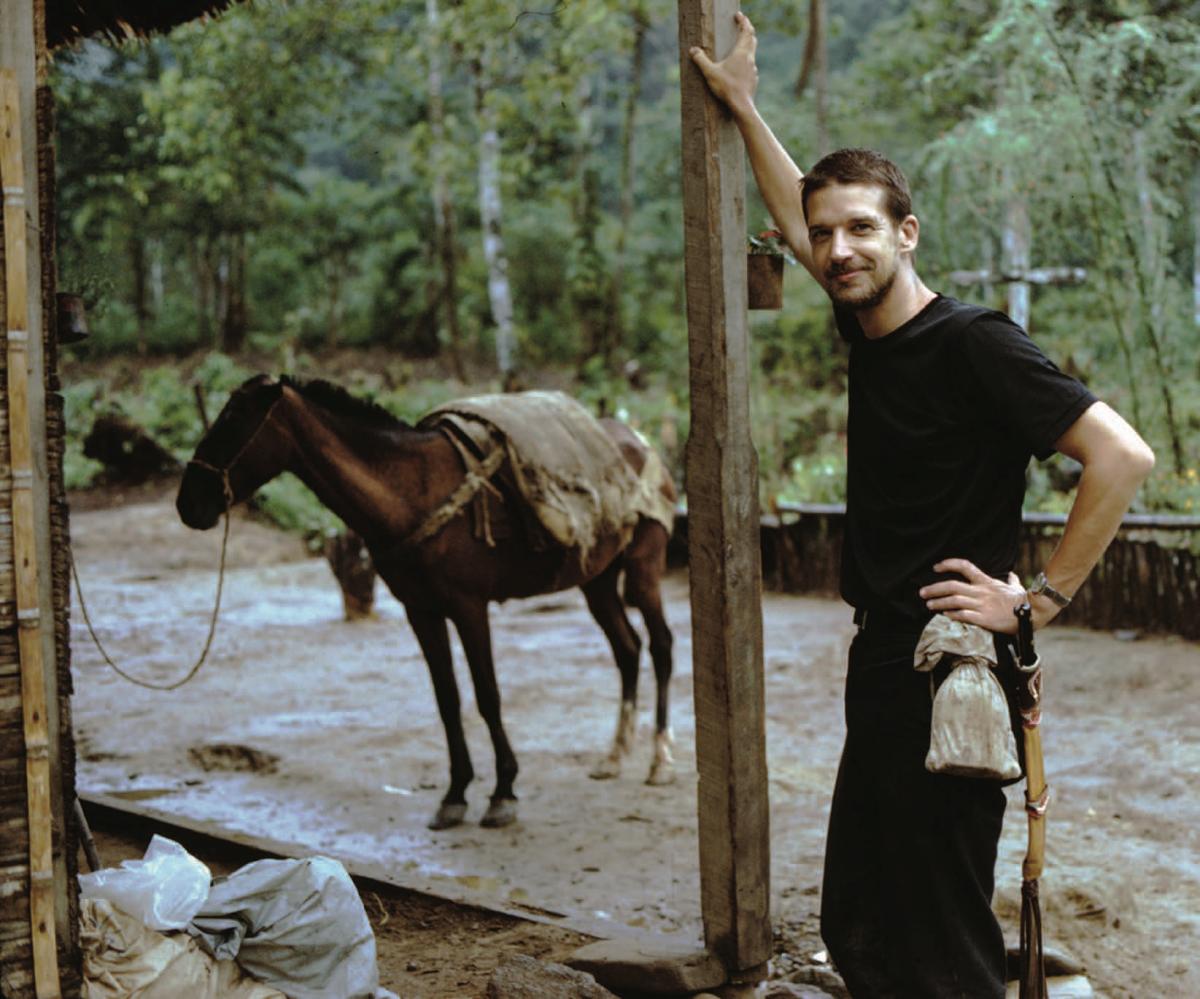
[[823, 257, 898, 312]]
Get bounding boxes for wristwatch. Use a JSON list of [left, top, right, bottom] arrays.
[[1028, 571, 1071, 608]]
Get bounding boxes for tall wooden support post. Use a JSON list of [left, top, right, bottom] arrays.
[[2, 68, 60, 998], [677, 1, 771, 986]]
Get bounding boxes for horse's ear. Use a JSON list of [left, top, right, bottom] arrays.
[[235, 373, 276, 391]]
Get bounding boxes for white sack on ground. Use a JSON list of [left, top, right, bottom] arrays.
[[78, 833, 212, 931], [81, 897, 284, 999], [188, 854, 395, 999]]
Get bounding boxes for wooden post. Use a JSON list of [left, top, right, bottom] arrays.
[[945, 265, 1087, 330], [1002, 167, 1031, 330], [677, 0, 771, 983], [2, 67, 61, 998]]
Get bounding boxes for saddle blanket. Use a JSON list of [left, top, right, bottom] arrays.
[[421, 390, 673, 570]]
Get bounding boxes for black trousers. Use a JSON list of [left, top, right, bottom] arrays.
[[820, 622, 1008, 999]]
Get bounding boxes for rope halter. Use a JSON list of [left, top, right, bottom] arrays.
[[185, 393, 284, 512]]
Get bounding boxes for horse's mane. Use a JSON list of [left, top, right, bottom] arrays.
[[280, 376, 411, 431]]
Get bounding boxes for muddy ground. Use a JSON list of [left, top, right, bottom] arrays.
[[67, 483, 1199, 998]]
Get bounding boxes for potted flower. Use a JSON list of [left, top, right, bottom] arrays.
[[747, 229, 795, 310]]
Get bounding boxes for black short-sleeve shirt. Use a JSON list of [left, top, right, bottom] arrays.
[[835, 294, 1097, 619]]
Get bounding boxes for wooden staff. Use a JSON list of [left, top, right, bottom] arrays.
[[2, 68, 61, 998], [1014, 601, 1047, 999]]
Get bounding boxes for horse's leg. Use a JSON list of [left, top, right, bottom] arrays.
[[449, 599, 519, 828], [582, 559, 643, 780], [407, 607, 473, 830], [624, 524, 676, 786]]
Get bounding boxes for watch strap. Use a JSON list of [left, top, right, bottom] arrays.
[[1029, 571, 1071, 608]]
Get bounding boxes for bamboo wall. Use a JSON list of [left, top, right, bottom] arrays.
[[669, 507, 1200, 641], [0, 1, 81, 992]]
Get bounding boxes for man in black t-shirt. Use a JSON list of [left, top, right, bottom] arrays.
[[692, 14, 1154, 998]]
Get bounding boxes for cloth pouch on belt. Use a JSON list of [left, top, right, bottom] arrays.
[[914, 614, 1020, 780]]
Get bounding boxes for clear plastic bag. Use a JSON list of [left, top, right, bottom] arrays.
[[79, 834, 212, 931]]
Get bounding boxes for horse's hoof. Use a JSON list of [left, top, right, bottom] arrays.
[[589, 757, 622, 780], [480, 797, 518, 828], [646, 729, 676, 786], [645, 762, 677, 786], [428, 802, 467, 830]]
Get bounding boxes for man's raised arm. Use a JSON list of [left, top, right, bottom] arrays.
[[689, 12, 817, 280]]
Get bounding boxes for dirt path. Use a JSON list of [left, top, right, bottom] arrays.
[[68, 491, 1200, 997]]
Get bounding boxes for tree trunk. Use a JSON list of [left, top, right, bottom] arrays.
[[192, 235, 214, 346], [604, 3, 648, 366], [150, 237, 164, 316], [572, 74, 594, 226], [129, 232, 149, 355], [795, 0, 829, 157], [426, 0, 467, 382], [473, 50, 516, 378], [220, 230, 248, 354], [326, 256, 342, 348], [1194, 167, 1200, 329], [1002, 166, 1030, 331], [1133, 130, 1165, 334], [978, 225, 996, 310], [571, 73, 607, 369]]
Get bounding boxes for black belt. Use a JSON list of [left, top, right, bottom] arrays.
[[852, 606, 929, 633]]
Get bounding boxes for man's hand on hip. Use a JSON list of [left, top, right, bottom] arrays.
[[919, 558, 1030, 635], [689, 11, 759, 117]]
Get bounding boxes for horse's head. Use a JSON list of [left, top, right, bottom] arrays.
[[177, 374, 285, 530]]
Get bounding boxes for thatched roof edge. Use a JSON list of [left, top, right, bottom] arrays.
[[46, 0, 244, 49]]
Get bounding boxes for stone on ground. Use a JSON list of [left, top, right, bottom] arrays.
[[567, 938, 726, 994], [786, 964, 849, 998], [486, 954, 618, 999], [1005, 975, 1094, 998], [763, 981, 837, 998]]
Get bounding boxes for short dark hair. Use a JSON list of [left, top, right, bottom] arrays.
[[801, 148, 913, 225]]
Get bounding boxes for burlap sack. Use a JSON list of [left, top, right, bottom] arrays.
[[914, 614, 1020, 780]]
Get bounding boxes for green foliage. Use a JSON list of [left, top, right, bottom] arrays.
[[253, 475, 346, 546], [916, 0, 1200, 478], [53, 0, 1200, 513]]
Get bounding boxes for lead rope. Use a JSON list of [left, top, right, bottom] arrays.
[[71, 471, 233, 691]]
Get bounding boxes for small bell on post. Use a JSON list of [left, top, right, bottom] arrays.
[[747, 253, 784, 310], [56, 292, 90, 345], [746, 229, 791, 310]]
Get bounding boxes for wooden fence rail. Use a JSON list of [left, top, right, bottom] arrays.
[[668, 504, 1200, 641]]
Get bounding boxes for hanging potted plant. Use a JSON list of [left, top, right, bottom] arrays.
[[747, 229, 795, 310]]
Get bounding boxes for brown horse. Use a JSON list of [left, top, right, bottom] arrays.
[[176, 374, 677, 829]]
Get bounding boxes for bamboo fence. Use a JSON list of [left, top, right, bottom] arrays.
[[668, 506, 1200, 640]]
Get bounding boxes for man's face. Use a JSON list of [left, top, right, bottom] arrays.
[[805, 183, 914, 311]]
